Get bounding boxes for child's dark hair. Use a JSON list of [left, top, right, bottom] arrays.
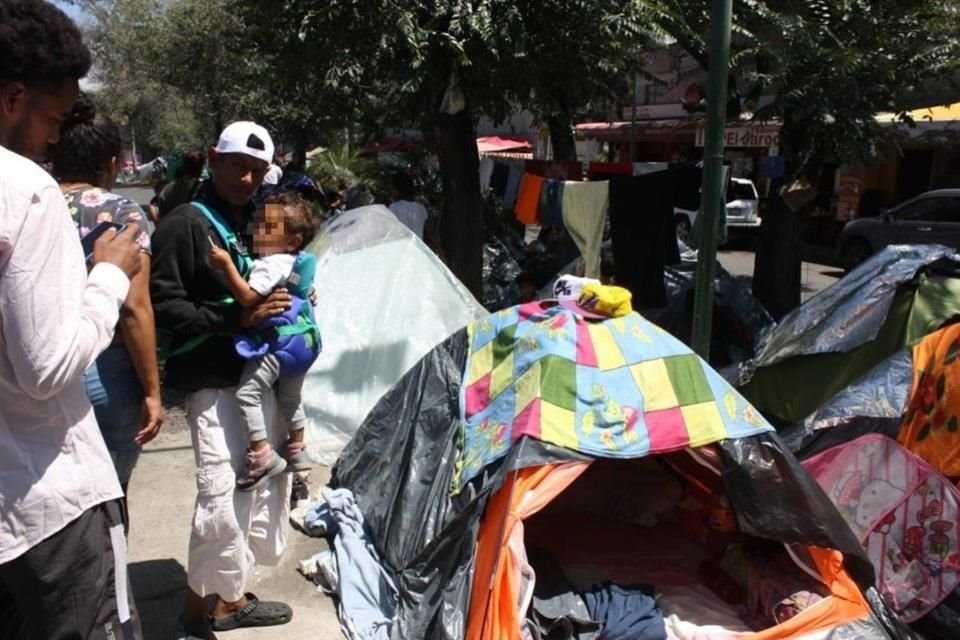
[[49, 93, 122, 185], [265, 191, 318, 250]]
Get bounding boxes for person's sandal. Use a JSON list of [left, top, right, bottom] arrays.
[[236, 448, 287, 492], [284, 440, 313, 473], [209, 593, 292, 631]]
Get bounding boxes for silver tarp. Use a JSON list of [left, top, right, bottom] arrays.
[[802, 348, 913, 431], [725, 244, 960, 386]]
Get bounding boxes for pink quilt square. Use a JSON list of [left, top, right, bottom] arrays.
[[645, 407, 690, 452], [465, 372, 491, 418], [514, 398, 542, 440]]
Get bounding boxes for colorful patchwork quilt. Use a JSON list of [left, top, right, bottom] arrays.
[[453, 302, 773, 492]]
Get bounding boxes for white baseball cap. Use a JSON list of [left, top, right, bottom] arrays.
[[214, 121, 274, 165]]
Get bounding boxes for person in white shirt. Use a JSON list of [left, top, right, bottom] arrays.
[[0, 2, 145, 639], [387, 171, 430, 239]]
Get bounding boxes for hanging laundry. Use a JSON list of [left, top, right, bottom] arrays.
[[488, 160, 509, 197], [561, 180, 609, 278], [514, 173, 545, 225], [479, 157, 496, 194], [504, 164, 523, 208], [539, 179, 565, 228], [608, 171, 682, 309]]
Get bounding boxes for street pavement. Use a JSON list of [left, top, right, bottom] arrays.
[[716, 245, 842, 303], [115, 184, 155, 208], [127, 399, 342, 640]]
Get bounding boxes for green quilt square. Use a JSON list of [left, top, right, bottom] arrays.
[[539, 355, 577, 411], [663, 355, 714, 406], [492, 324, 517, 369]]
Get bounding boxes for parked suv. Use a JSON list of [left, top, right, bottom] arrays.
[[836, 189, 960, 270], [674, 177, 761, 243]]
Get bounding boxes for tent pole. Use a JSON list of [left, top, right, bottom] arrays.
[[692, 0, 733, 359]]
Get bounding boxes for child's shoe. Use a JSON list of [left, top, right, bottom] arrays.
[[237, 446, 287, 492], [284, 440, 313, 473]]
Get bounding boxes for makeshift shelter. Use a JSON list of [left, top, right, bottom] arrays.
[[732, 245, 960, 426], [323, 300, 906, 640], [302, 206, 485, 463]]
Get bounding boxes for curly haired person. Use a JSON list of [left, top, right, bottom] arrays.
[[0, 1, 144, 639]]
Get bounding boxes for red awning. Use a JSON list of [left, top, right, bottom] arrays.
[[476, 135, 533, 153]]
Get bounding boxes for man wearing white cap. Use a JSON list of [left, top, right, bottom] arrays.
[[150, 122, 295, 638]]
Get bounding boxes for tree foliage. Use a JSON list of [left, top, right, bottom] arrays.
[[657, 0, 960, 317]]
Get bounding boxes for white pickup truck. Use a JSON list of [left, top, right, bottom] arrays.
[[674, 177, 761, 242]]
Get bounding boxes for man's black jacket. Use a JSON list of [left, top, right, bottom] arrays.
[[150, 181, 253, 392]]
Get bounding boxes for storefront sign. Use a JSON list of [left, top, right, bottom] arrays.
[[835, 171, 864, 222], [696, 126, 780, 148]]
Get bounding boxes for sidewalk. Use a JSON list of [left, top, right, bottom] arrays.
[[126, 402, 342, 640]]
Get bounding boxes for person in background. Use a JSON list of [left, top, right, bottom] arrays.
[[388, 171, 429, 239], [49, 93, 164, 527], [264, 159, 283, 188], [157, 148, 204, 218], [0, 1, 144, 637], [150, 121, 295, 639], [148, 178, 168, 223]]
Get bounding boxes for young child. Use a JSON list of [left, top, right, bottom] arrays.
[[209, 191, 319, 491]]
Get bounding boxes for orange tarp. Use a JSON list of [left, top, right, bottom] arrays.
[[465, 463, 875, 640], [466, 462, 589, 640]]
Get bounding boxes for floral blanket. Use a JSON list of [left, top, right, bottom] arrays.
[[803, 434, 960, 622], [899, 322, 960, 482], [453, 302, 773, 492]]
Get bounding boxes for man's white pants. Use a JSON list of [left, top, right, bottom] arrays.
[[185, 388, 291, 602]]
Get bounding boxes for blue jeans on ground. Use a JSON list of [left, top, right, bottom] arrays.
[[84, 344, 144, 488]]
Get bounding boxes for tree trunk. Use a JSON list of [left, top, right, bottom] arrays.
[[292, 131, 308, 172], [434, 109, 483, 297], [547, 114, 577, 162], [752, 194, 806, 320]]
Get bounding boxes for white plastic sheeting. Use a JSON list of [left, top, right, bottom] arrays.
[[303, 205, 486, 464]]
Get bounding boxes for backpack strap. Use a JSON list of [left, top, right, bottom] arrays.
[[158, 200, 251, 361], [192, 200, 253, 278], [285, 252, 317, 299]]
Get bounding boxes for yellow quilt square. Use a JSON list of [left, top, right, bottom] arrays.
[[489, 353, 515, 400], [513, 360, 541, 417], [586, 324, 627, 370], [680, 402, 727, 446], [540, 402, 579, 450], [630, 360, 679, 411], [467, 341, 493, 384]]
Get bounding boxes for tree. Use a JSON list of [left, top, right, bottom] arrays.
[[657, 0, 960, 318], [512, 2, 659, 161], [82, 0, 264, 153], [239, 0, 659, 294]]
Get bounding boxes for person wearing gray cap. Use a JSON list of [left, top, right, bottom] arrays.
[[150, 121, 296, 638]]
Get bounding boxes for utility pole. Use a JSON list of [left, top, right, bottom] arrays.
[[691, 0, 733, 359], [628, 51, 638, 163]]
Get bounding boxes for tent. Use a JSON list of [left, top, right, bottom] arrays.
[[731, 245, 960, 426], [302, 206, 486, 463], [323, 299, 907, 639]]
